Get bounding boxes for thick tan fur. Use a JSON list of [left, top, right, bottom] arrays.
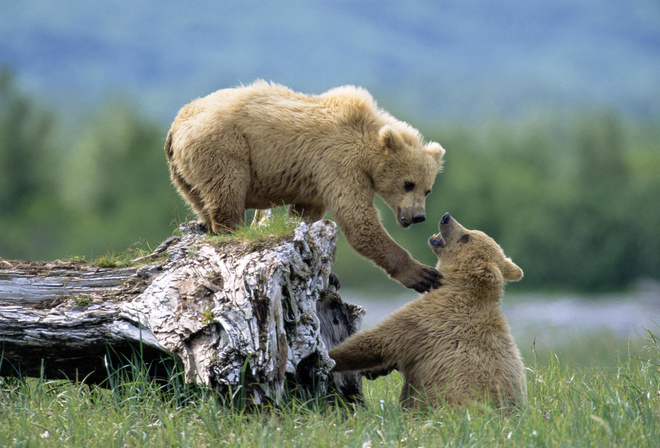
[[165, 81, 445, 292], [329, 213, 526, 409]]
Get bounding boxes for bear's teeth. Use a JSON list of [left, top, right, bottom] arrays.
[[430, 234, 445, 246]]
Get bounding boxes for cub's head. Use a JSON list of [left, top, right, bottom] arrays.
[[372, 125, 445, 228], [428, 213, 523, 287]]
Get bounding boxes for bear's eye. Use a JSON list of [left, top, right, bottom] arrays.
[[458, 234, 471, 244], [404, 181, 415, 192]]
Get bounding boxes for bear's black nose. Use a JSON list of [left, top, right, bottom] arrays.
[[412, 214, 426, 224], [440, 212, 451, 224]]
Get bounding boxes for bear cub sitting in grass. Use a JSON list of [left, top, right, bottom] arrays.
[[329, 213, 526, 409]]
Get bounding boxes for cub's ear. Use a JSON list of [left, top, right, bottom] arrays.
[[425, 142, 446, 167], [473, 261, 504, 285], [503, 258, 524, 282], [378, 125, 406, 153]]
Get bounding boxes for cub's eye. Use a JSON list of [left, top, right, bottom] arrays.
[[404, 181, 415, 192], [458, 234, 471, 244], [425, 190, 431, 197]]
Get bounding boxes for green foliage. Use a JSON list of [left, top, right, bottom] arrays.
[[0, 69, 57, 213], [200, 310, 214, 325], [1, 331, 659, 447], [0, 69, 66, 259], [0, 70, 187, 262], [58, 100, 186, 259], [73, 296, 91, 307]]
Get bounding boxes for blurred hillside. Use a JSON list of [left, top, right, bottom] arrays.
[[1, 1, 659, 125], [0, 1, 659, 293]]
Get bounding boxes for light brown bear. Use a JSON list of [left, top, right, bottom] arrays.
[[329, 213, 526, 409], [165, 81, 445, 292]]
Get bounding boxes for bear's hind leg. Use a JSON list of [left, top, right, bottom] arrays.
[[289, 203, 326, 223], [399, 380, 416, 409], [169, 165, 212, 228], [399, 380, 437, 409], [201, 164, 250, 234]]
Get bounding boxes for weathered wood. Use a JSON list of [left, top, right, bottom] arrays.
[[0, 220, 364, 404]]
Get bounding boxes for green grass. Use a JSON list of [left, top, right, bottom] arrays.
[[84, 208, 300, 269], [1, 330, 659, 447], [92, 251, 137, 268], [206, 207, 301, 248]]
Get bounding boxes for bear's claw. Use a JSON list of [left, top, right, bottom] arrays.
[[412, 267, 443, 293]]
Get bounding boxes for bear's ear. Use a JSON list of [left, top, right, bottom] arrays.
[[473, 261, 504, 285], [425, 142, 446, 166], [378, 126, 406, 153], [503, 258, 524, 282]]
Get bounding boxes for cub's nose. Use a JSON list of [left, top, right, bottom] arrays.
[[412, 214, 426, 224]]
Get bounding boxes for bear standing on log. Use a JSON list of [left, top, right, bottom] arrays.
[[165, 81, 445, 292]]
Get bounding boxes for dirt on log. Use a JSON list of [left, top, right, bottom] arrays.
[[0, 220, 365, 405]]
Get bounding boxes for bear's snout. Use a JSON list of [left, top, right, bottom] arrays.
[[412, 213, 426, 224], [437, 213, 471, 246], [398, 209, 427, 228]]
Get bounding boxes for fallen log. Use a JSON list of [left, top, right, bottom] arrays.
[[0, 220, 365, 404]]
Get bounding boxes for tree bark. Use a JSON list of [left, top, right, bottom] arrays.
[[0, 220, 364, 405]]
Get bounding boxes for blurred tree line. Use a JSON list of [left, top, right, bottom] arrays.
[[1, 69, 659, 292], [0, 69, 185, 260]]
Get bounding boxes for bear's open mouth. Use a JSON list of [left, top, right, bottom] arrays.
[[429, 233, 445, 247], [397, 209, 411, 228]]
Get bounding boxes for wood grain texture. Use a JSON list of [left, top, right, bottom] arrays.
[[0, 220, 364, 405]]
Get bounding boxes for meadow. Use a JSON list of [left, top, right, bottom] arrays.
[[1, 328, 658, 448]]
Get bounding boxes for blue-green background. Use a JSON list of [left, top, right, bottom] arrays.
[[1, 0, 659, 293]]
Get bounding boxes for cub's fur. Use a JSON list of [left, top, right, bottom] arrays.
[[329, 213, 526, 409]]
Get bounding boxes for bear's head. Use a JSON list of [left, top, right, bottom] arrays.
[[428, 213, 523, 288], [372, 125, 445, 228]]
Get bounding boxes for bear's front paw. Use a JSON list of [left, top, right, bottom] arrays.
[[403, 264, 442, 293]]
